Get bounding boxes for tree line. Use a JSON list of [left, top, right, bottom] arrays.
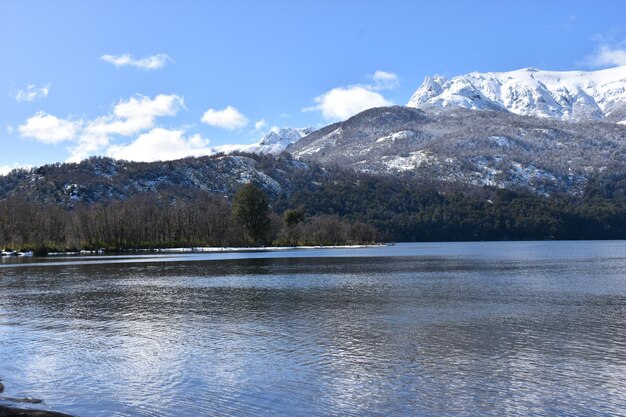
[[279, 171, 626, 241], [1, 170, 625, 254], [0, 183, 379, 253]]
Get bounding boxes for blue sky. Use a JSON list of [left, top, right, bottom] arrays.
[[1, 0, 625, 170]]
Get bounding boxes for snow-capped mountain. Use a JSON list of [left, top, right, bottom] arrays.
[[212, 127, 316, 155], [255, 127, 317, 153], [407, 65, 626, 123], [288, 106, 626, 195]]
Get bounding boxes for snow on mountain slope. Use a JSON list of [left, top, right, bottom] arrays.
[[254, 127, 317, 153], [288, 106, 626, 195], [408, 65, 626, 122], [212, 127, 316, 155]]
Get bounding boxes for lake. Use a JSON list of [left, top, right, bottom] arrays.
[[1, 241, 625, 416]]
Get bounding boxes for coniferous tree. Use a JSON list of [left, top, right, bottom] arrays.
[[231, 183, 271, 245]]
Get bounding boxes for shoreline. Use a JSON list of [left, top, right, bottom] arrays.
[[0, 405, 74, 417], [0, 381, 74, 417], [46, 243, 390, 256]]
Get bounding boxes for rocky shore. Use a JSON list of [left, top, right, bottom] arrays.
[[0, 381, 74, 417]]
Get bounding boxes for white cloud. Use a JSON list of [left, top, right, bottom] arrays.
[[254, 119, 267, 131], [305, 85, 392, 121], [65, 94, 184, 162], [16, 94, 184, 162], [14, 84, 50, 102], [584, 29, 626, 68], [201, 105, 248, 130], [305, 71, 397, 121], [100, 53, 172, 70], [114, 94, 184, 119], [370, 71, 399, 90], [586, 45, 626, 68], [0, 163, 30, 176], [67, 132, 111, 163], [18, 112, 79, 144], [94, 94, 184, 136], [107, 128, 213, 162]]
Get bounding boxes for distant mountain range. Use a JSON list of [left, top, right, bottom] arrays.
[[1, 66, 625, 203], [284, 66, 626, 194], [407, 65, 626, 123], [209, 66, 626, 162]]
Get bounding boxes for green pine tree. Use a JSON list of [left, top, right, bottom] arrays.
[[232, 183, 271, 245]]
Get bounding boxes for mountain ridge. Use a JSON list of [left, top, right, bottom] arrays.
[[407, 65, 626, 123], [210, 127, 316, 156], [288, 105, 626, 195], [0, 153, 321, 205], [2, 66, 626, 201]]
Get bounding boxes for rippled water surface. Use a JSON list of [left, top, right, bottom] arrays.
[[1, 241, 625, 416]]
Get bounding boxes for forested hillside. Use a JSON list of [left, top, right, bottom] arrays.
[[0, 152, 624, 251]]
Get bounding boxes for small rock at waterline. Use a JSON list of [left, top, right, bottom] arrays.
[[1, 397, 44, 404]]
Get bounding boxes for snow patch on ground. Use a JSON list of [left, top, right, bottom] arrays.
[[488, 136, 511, 147], [383, 150, 433, 172], [376, 130, 415, 143], [471, 157, 502, 186], [294, 145, 324, 157]]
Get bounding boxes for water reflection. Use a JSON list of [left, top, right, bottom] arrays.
[[0, 242, 625, 416]]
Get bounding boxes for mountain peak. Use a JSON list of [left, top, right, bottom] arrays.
[[258, 127, 316, 147], [408, 65, 626, 122], [211, 126, 316, 156]]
